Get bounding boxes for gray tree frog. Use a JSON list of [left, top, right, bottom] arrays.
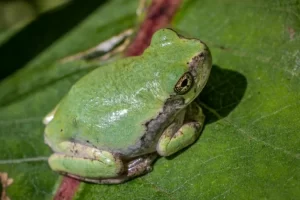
[[43, 28, 212, 184]]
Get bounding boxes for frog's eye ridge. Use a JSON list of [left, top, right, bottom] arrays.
[[174, 72, 194, 95]]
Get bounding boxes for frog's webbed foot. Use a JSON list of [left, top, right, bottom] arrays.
[[157, 102, 205, 156], [126, 153, 158, 178]]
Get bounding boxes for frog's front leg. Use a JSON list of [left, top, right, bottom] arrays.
[[157, 102, 205, 156], [48, 141, 124, 180]]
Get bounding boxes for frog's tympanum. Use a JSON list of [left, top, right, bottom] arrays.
[[44, 29, 212, 184]]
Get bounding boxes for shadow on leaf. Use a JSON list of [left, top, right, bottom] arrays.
[[166, 65, 247, 160], [198, 64, 247, 123]]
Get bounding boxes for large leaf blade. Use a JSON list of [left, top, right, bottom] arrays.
[[0, 0, 299, 199]]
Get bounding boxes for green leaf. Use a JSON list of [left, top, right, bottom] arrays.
[[1, 0, 299, 199]]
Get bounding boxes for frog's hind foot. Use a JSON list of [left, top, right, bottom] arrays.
[[126, 153, 158, 178]]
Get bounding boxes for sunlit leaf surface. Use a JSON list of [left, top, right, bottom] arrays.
[[0, 0, 299, 199]]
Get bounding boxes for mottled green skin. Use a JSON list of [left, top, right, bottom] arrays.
[[44, 29, 212, 183]]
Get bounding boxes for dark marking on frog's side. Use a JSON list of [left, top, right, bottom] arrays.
[[125, 96, 185, 158]]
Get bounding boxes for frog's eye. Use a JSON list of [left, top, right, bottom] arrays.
[[174, 72, 194, 95]]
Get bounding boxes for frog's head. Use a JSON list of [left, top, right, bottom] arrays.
[[147, 28, 212, 105]]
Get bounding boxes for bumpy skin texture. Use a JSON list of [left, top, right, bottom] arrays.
[[44, 29, 212, 184]]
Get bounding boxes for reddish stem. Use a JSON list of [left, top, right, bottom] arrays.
[[125, 0, 182, 56], [54, 176, 80, 200]]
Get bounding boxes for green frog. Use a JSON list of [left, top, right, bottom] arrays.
[[43, 28, 212, 184]]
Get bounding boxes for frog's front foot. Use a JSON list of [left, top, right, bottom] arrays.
[[157, 102, 205, 156]]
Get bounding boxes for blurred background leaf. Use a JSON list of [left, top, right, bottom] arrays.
[[0, 0, 299, 199], [0, 0, 70, 44]]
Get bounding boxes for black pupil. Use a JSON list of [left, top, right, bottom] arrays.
[[181, 78, 188, 87]]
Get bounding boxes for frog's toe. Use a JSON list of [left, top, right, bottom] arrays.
[[127, 153, 158, 177]]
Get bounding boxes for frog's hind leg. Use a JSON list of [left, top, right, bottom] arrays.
[[69, 153, 158, 184], [48, 141, 125, 180], [156, 102, 205, 156], [49, 141, 158, 184]]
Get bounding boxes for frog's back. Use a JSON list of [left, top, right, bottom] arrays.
[[45, 28, 208, 157], [45, 55, 175, 157]]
